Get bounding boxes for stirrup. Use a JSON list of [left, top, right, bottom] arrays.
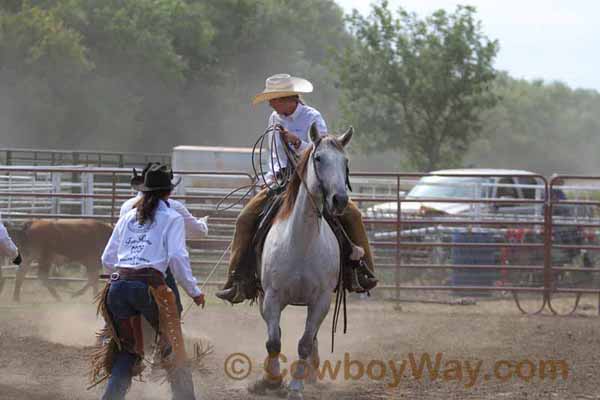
[[344, 262, 369, 293], [354, 259, 378, 293]]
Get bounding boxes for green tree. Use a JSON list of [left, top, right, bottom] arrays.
[[466, 74, 600, 175], [0, 0, 350, 152], [196, 0, 349, 145], [336, 1, 499, 171], [0, 0, 216, 150], [0, 2, 93, 146]]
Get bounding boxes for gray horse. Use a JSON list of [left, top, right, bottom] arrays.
[[251, 124, 353, 400]]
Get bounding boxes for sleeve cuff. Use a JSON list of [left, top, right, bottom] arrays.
[[189, 286, 202, 298], [198, 217, 209, 234]]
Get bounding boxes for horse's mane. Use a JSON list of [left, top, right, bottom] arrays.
[[275, 136, 345, 221], [276, 145, 314, 221]]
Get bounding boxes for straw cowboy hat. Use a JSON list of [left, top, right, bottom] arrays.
[[252, 73, 313, 105]]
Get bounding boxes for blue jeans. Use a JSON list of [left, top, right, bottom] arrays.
[[101, 279, 195, 400], [165, 268, 183, 316]]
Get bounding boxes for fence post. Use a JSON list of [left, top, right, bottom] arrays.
[[395, 175, 401, 302], [82, 172, 94, 215], [51, 172, 61, 214], [7, 172, 12, 214], [110, 172, 117, 221], [543, 179, 553, 306]]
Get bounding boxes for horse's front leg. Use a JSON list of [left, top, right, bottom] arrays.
[[288, 293, 331, 400], [307, 336, 320, 385], [249, 289, 285, 395]]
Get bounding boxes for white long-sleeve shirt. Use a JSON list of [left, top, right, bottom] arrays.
[[120, 193, 208, 238], [102, 200, 201, 298], [266, 103, 328, 183], [0, 213, 18, 260]]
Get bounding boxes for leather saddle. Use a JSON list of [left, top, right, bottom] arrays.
[[247, 188, 358, 294]]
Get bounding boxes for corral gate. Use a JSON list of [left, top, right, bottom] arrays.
[[1, 167, 599, 315]]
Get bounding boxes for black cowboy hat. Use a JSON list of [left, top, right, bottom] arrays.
[[130, 162, 157, 191], [136, 163, 181, 192]]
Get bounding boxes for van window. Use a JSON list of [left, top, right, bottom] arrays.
[[518, 177, 539, 199], [497, 177, 518, 198]]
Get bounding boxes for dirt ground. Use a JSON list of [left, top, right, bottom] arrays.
[[1, 281, 600, 400]]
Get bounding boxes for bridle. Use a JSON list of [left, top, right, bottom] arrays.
[[279, 129, 326, 219], [281, 130, 353, 221]]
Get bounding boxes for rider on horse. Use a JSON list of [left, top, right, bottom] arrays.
[[215, 74, 377, 304]]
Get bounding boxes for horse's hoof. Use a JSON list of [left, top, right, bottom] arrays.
[[287, 390, 303, 400], [248, 377, 285, 396], [305, 371, 320, 386], [247, 380, 267, 396]]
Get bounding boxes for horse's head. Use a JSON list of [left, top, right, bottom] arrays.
[[308, 123, 353, 216]]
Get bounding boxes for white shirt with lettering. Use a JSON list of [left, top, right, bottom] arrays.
[[0, 213, 18, 259], [266, 103, 327, 182], [102, 200, 201, 298], [120, 193, 208, 238]]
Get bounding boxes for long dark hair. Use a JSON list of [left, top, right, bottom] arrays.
[[134, 190, 171, 225]]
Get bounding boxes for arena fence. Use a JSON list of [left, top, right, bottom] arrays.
[[1, 167, 599, 315], [0, 147, 170, 168]]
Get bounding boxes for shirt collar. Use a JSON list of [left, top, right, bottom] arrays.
[[156, 200, 169, 212], [279, 102, 304, 121]]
